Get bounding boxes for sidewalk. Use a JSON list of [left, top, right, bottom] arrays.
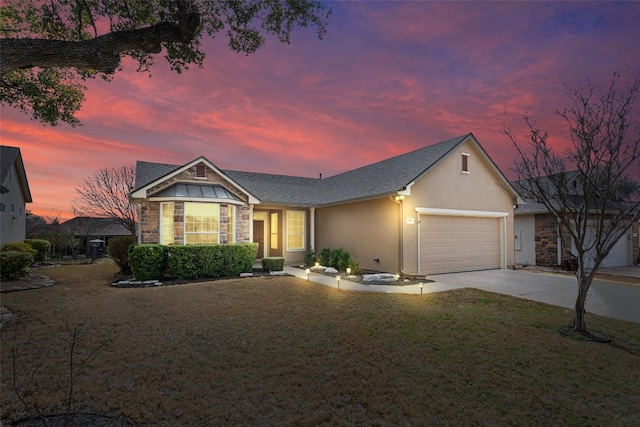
[[283, 266, 463, 295]]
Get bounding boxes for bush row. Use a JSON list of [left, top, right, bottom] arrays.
[[261, 257, 284, 272], [0, 250, 34, 280], [0, 239, 50, 280], [316, 247, 359, 273], [108, 236, 136, 273], [24, 239, 51, 263], [128, 243, 259, 281]]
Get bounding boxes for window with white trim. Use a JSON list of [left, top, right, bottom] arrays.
[[185, 202, 220, 244], [286, 210, 306, 251], [160, 202, 175, 245], [461, 152, 470, 173]]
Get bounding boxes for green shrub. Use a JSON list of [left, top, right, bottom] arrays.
[[166, 243, 258, 280], [108, 236, 136, 273], [2, 241, 34, 253], [347, 259, 360, 275], [167, 245, 205, 280], [318, 248, 332, 266], [24, 239, 51, 263], [330, 248, 351, 271], [304, 247, 316, 266], [316, 247, 356, 272], [262, 257, 284, 272], [128, 244, 167, 281], [0, 250, 34, 280]]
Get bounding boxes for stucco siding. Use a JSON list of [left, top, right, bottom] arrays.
[[401, 139, 516, 274], [315, 198, 399, 273], [0, 163, 27, 246]]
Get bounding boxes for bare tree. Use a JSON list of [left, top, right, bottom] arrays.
[[506, 69, 640, 336], [61, 217, 100, 257], [73, 165, 137, 237]]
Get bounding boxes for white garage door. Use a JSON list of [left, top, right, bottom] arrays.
[[572, 228, 630, 268], [420, 215, 501, 274]]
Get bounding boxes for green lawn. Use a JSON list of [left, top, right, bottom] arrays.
[[1, 260, 639, 426]]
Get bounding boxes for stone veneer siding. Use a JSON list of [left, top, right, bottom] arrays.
[[136, 164, 251, 244], [535, 214, 560, 266], [535, 213, 639, 267]]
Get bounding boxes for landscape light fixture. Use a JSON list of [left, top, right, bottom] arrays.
[[336, 275, 340, 289], [346, 267, 351, 275], [419, 283, 424, 295], [305, 268, 310, 280], [315, 262, 320, 268]]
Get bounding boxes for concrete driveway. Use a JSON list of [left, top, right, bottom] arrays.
[[424, 269, 640, 324]]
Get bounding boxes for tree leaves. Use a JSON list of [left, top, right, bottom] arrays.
[[0, 0, 330, 126]]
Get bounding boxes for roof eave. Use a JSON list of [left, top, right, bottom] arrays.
[[131, 157, 261, 204]]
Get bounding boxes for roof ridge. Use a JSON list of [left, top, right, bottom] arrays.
[[323, 134, 470, 181]]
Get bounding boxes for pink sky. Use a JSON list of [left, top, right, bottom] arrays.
[[1, 1, 638, 219]]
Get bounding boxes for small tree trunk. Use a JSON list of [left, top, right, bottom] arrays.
[[570, 271, 592, 332]]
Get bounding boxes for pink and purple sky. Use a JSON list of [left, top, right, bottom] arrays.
[[1, 1, 639, 219]]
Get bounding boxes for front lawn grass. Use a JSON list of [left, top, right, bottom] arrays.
[[1, 260, 639, 426]]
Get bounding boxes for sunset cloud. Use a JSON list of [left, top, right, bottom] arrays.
[[2, 2, 638, 219]]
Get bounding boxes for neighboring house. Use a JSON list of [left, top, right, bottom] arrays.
[[61, 217, 134, 255], [0, 146, 32, 247], [131, 133, 522, 275], [514, 172, 639, 268]]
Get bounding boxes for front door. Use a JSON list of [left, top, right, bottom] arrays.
[[253, 220, 264, 259]]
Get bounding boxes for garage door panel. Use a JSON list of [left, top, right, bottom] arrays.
[[420, 215, 501, 274], [572, 228, 630, 268]]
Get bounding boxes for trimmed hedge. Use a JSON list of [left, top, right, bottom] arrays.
[[0, 250, 34, 280], [128, 243, 258, 281], [128, 244, 167, 281], [24, 239, 51, 263], [262, 257, 284, 272], [167, 243, 258, 280], [108, 236, 136, 273], [2, 242, 34, 254]]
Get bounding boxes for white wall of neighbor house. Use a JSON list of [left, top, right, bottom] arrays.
[[514, 215, 536, 266], [0, 162, 28, 246]]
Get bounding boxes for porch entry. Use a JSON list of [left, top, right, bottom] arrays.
[[252, 210, 283, 259]]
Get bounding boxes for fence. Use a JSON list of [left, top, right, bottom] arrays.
[[43, 254, 93, 265]]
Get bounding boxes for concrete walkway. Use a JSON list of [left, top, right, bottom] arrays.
[[284, 267, 640, 324]]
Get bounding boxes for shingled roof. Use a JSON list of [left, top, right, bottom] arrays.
[[0, 145, 32, 202], [133, 134, 480, 206]]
